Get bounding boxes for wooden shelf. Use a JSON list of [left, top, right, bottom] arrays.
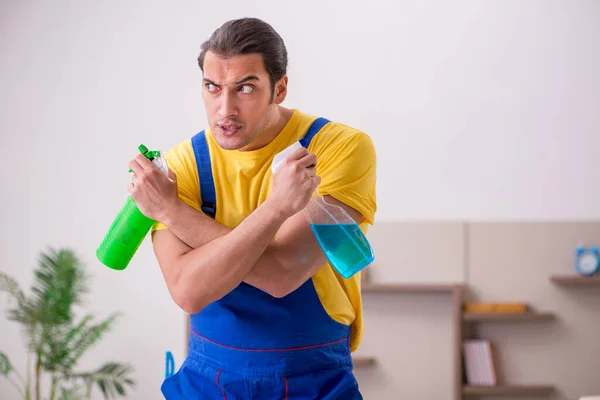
[[550, 274, 600, 286], [352, 356, 376, 367], [360, 281, 555, 399], [362, 283, 461, 293], [463, 312, 555, 322], [463, 384, 554, 396]]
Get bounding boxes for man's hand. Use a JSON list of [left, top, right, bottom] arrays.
[[269, 147, 321, 219], [128, 153, 180, 222]]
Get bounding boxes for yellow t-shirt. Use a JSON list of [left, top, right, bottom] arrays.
[[152, 109, 377, 351]]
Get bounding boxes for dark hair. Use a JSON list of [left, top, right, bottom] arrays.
[[198, 18, 288, 101]]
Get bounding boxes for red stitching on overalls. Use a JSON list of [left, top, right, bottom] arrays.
[[284, 376, 289, 400], [216, 370, 226, 399], [191, 329, 348, 352]]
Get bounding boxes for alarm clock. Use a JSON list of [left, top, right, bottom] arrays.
[[575, 245, 600, 276]]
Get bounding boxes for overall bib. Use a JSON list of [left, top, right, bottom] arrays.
[[161, 118, 362, 399]]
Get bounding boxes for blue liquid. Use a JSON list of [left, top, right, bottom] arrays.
[[310, 223, 374, 278]]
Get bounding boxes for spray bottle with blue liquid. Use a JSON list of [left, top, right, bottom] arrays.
[[272, 142, 375, 279]]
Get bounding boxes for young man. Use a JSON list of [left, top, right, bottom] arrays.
[[128, 17, 376, 399]]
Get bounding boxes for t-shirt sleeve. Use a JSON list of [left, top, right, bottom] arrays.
[[312, 130, 377, 225], [152, 139, 201, 232]]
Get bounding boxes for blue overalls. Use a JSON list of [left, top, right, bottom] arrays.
[[161, 118, 363, 399]]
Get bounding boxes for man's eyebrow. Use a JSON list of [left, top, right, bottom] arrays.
[[203, 75, 260, 86], [234, 75, 260, 84], [203, 77, 219, 86]]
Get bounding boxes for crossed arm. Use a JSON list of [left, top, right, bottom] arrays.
[[128, 148, 364, 315], [153, 195, 362, 314]]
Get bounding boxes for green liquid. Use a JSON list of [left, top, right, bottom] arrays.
[[96, 196, 154, 270], [310, 223, 374, 278]]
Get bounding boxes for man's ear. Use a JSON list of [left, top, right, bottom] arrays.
[[273, 75, 288, 104]]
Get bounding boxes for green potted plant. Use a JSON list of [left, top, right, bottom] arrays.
[[0, 247, 135, 400]]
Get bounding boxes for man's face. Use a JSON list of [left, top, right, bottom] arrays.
[[202, 51, 285, 151]]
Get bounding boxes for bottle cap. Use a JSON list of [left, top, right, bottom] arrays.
[[146, 150, 161, 160], [129, 145, 162, 172]]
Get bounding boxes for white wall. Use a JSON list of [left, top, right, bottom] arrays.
[[1, 1, 599, 399]]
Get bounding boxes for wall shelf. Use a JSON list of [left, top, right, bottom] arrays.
[[362, 283, 462, 293], [550, 274, 600, 286], [463, 384, 554, 396], [352, 356, 376, 367], [463, 312, 556, 322]]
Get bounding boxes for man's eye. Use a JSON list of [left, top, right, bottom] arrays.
[[206, 83, 219, 93], [239, 85, 254, 94]]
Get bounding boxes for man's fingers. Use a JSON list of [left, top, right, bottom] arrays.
[[298, 152, 317, 168], [287, 146, 309, 161], [307, 167, 317, 177], [135, 153, 154, 168], [128, 159, 144, 176], [129, 153, 169, 179]]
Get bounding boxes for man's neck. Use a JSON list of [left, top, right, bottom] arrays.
[[241, 106, 294, 151]]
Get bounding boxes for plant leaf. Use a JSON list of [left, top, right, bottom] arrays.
[[71, 362, 135, 399], [29, 248, 89, 326], [40, 323, 73, 372], [59, 383, 88, 400], [62, 313, 121, 370], [41, 313, 121, 372], [0, 271, 35, 331], [0, 352, 12, 376], [0, 272, 25, 304]]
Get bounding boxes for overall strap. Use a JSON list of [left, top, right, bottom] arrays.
[[300, 117, 330, 148], [191, 130, 216, 219]]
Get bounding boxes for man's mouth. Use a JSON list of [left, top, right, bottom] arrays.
[[218, 124, 242, 137]]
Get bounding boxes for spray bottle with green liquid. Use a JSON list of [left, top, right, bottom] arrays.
[[96, 144, 168, 270], [272, 142, 375, 278]]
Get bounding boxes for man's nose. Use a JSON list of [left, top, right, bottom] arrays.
[[218, 93, 238, 119]]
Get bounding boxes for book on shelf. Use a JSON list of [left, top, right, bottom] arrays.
[[463, 302, 527, 314], [462, 339, 498, 386]]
